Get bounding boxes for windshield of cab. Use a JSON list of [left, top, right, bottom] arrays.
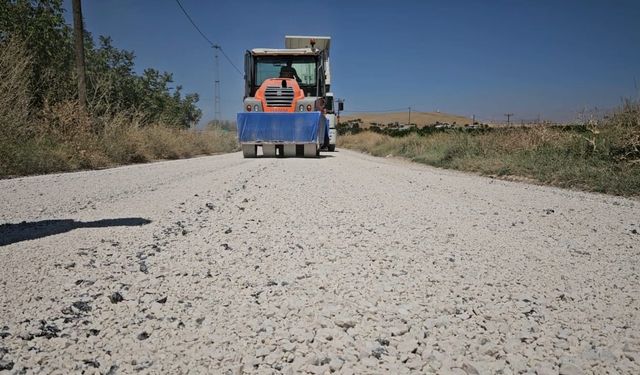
[[255, 56, 317, 86]]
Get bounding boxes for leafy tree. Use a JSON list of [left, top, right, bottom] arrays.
[[0, 0, 202, 128], [0, 0, 74, 105]]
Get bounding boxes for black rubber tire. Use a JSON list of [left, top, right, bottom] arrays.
[[328, 144, 336, 152]]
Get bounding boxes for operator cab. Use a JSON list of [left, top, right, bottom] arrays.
[[245, 49, 328, 99]]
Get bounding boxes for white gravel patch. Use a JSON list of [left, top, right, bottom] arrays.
[[0, 150, 638, 374]]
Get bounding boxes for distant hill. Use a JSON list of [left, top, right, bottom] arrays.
[[340, 111, 473, 127]]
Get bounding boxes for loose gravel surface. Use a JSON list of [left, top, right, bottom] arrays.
[[1, 150, 639, 374]]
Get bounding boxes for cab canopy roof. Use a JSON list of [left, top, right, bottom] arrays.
[[285, 36, 331, 53], [250, 48, 319, 56]]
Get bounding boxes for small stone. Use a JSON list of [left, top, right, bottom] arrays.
[[406, 355, 423, 370], [312, 355, 330, 366], [139, 261, 148, 274], [225, 228, 232, 234], [462, 362, 480, 375], [264, 351, 281, 365], [306, 364, 329, 375], [83, 359, 100, 368], [255, 347, 272, 357], [106, 365, 119, 375], [534, 363, 556, 375], [556, 329, 570, 340], [19, 333, 34, 341], [282, 342, 297, 352], [87, 329, 100, 337], [624, 351, 638, 362], [156, 296, 167, 304], [36, 320, 60, 339], [503, 337, 520, 353], [371, 346, 387, 359], [506, 353, 527, 373], [335, 316, 356, 329], [137, 331, 150, 340], [480, 343, 499, 356], [109, 292, 124, 304], [329, 357, 344, 372], [397, 338, 418, 354], [390, 324, 409, 336], [205, 202, 214, 210], [622, 342, 638, 353], [0, 360, 14, 371], [596, 347, 616, 362], [72, 301, 92, 312], [559, 362, 583, 375]]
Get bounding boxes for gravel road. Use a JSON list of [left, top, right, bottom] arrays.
[[1, 150, 638, 374]]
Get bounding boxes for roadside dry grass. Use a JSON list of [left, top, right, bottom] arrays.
[[0, 38, 238, 178], [0, 104, 238, 177], [339, 104, 640, 196]]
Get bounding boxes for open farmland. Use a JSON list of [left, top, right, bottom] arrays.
[[341, 111, 474, 127]]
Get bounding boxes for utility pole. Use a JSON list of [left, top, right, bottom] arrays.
[[408, 106, 411, 125], [213, 45, 222, 125], [72, 0, 87, 112], [504, 113, 514, 126]]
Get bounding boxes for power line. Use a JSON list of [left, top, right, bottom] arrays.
[[174, 0, 214, 46], [174, 0, 242, 77], [218, 46, 243, 76]]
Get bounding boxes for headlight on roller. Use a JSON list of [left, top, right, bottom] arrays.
[[253, 105, 259, 112]]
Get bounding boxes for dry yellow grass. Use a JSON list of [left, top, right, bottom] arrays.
[[341, 111, 473, 127], [338, 117, 640, 196]]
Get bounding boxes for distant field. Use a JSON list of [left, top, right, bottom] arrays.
[[341, 111, 473, 127], [338, 102, 640, 196]]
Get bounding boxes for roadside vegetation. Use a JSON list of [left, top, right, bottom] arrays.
[[0, 1, 236, 178], [338, 102, 640, 196]]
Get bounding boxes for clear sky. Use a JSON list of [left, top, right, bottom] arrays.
[[63, 0, 640, 123]]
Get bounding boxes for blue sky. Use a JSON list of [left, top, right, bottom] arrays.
[[63, 0, 640, 123]]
